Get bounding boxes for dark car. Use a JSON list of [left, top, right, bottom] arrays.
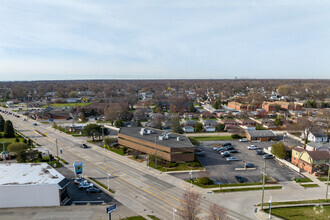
[[263, 154, 274, 159], [222, 152, 231, 157], [256, 150, 265, 155], [225, 146, 234, 150], [80, 144, 88, 148], [196, 151, 206, 156], [244, 163, 255, 168], [235, 176, 247, 183], [222, 143, 232, 147], [86, 187, 101, 193], [229, 149, 238, 154], [217, 148, 227, 152]]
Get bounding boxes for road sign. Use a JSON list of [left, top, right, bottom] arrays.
[[60, 148, 63, 154], [49, 118, 53, 122], [74, 161, 83, 175], [107, 204, 116, 214]]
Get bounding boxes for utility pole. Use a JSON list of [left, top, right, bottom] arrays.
[[102, 126, 105, 151], [56, 138, 59, 160], [260, 160, 267, 211], [1, 142, 6, 164], [326, 163, 330, 201], [154, 136, 157, 169]]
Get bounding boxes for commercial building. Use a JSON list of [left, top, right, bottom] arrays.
[[262, 101, 303, 112], [228, 101, 249, 111], [0, 163, 70, 208], [246, 130, 277, 141], [118, 127, 195, 162]]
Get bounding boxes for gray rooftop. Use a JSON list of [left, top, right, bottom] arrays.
[[119, 127, 194, 149], [247, 130, 277, 137], [309, 127, 327, 138]]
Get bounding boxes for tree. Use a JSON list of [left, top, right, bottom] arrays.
[[104, 137, 115, 146], [81, 124, 102, 142], [215, 124, 225, 132], [0, 115, 4, 132], [271, 142, 287, 159], [297, 118, 314, 144], [7, 142, 28, 155], [189, 101, 196, 113], [4, 120, 15, 138], [114, 119, 124, 128], [275, 118, 283, 126], [171, 117, 183, 134], [178, 190, 201, 220], [194, 123, 204, 132], [208, 204, 228, 220]]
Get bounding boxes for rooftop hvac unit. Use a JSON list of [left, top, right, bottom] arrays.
[[159, 136, 164, 141]]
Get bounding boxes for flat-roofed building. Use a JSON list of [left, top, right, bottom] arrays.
[[246, 130, 277, 141], [118, 127, 195, 162], [0, 163, 70, 208]]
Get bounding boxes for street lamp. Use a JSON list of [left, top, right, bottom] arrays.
[[268, 196, 272, 219], [189, 170, 193, 188], [1, 142, 6, 164], [260, 161, 267, 211], [107, 173, 112, 190], [46, 150, 51, 165], [326, 163, 330, 201], [101, 126, 105, 151], [172, 207, 177, 220]]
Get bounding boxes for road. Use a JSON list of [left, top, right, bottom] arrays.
[[1, 112, 248, 220]]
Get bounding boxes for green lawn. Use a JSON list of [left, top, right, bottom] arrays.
[[293, 177, 313, 183], [121, 216, 146, 220], [0, 133, 25, 149], [265, 206, 330, 220], [148, 161, 204, 172], [213, 186, 282, 193], [41, 102, 91, 108], [147, 215, 161, 220], [317, 177, 328, 182], [88, 177, 115, 194], [187, 179, 263, 188], [190, 136, 233, 141], [258, 199, 328, 206], [300, 183, 319, 188]]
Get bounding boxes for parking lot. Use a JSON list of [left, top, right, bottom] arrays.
[[171, 137, 304, 184]]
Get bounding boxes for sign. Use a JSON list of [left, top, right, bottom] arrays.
[[60, 148, 63, 154], [107, 204, 116, 214], [49, 118, 53, 122], [74, 161, 83, 175]]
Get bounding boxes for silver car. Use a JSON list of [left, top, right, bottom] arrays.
[[226, 156, 238, 161]]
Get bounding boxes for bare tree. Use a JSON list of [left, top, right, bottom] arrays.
[[208, 204, 228, 220], [178, 190, 201, 220], [297, 117, 314, 144]]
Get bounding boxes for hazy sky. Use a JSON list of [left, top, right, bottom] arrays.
[[1, 0, 329, 80]]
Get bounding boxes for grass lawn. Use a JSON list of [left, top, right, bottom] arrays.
[[121, 216, 146, 220], [258, 199, 329, 206], [300, 183, 319, 188], [187, 179, 263, 188], [147, 215, 161, 220], [0, 133, 25, 149], [190, 136, 233, 141], [41, 102, 91, 108], [317, 177, 328, 182], [293, 177, 313, 183], [95, 144, 125, 156], [265, 206, 330, 220], [88, 177, 115, 194], [148, 161, 204, 172], [213, 186, 282, 193]]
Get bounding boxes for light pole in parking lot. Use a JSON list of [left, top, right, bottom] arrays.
[[260, 160, 267, 211]]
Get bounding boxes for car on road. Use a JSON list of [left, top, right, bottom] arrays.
[[263, 154, 274, 159], [222, 143, 232, 147], [235, 175, 247, 183], [80, 144, 88, 148], [86, 187, 101, 193], [228, 149, 238, 154], [226, 156, 238, 161], [33, 123, 37, 126], [222, 152, 231, 157], [256, 150, 265, 155], [244, 163, 255, 168], [247, 145, 258, 150], [239, 138, 248, 142], [196, 151, 206, 156], [79, 182, 94, 189]]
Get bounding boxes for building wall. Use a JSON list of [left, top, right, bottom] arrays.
[[228, 102, 247, 111], [0, 184, 60, 208]]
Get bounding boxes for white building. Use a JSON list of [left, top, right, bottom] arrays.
[[0, 163, 69, 208], [307, 127, 328, 143]]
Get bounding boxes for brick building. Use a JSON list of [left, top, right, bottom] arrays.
[[262, 101, 303, 112]]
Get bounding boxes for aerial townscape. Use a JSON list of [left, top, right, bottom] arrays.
[[0, 1, 329, 220]]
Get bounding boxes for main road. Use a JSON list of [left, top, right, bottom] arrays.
[[1, 111, 249, 220]]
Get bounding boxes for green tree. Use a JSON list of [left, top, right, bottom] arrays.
[[7, 142, 28, 155], [215, 124, 225, 132], [104, 137, 115, 146], [275, 118, 283, 126], [0, 115, 4, 132], [81, 124, 102, 141], [271, 142, 287, 159], [114, 119, 124, 128], [171, 117, 183, 134], [194, 123, 204, 132], [4, 120, 15, 138], [189, 101, 196, 113]]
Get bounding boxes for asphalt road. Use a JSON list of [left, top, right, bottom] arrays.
[[1, 111, 249, 220]]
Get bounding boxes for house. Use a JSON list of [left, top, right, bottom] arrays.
[[205, 126, 216, 132], [237, 119, 256, 126], [246, 130, 277, 141], [219, 119, 239, 126], [184, 120, 198, 127], [202, 120, 219, 127], [307, 127, 328, 143], [183, 126, 194, 133], [291, 148, 330, 174], [306, 142, 330, 152]]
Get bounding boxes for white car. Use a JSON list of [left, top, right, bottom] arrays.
[[226, 156, 238, 161], [247, 145, 258, 150], [239, 138, 248, 142]]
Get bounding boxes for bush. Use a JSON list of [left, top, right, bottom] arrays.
[[197, 177, 213, 185], [122, 147, 128, 155], [15, 137, 20, 142], [166, 162, 178, 168], [187, 162, 199, 167], [231, 134, 241, 139], [133, 155, 138, 159]]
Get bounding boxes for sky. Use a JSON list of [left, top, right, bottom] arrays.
[[0, 0, 329, 81]]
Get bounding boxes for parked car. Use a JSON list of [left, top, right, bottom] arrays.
[[222, 143, 232, 147], [79, 182, 94, 189], [196, 151, 206, 156], [239, 138, 248, 142], [244, 163, 255, 168], [217, 148, 227, 152], [247, 145, 258, 150], [256, 150, 265, 155], [263, 154, 274, 159], [74, 177, 85, 185], [225, 146, 234, 150], [86, 187, 101, 193], [213, 147, 221, 151], [226, 156, 238, 161], [80, 144, 88, 148], [222, 152, 231, 157], [33, 123, 37, 126], [235, 175, 247, 183], [228, 149, 238, 154]]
